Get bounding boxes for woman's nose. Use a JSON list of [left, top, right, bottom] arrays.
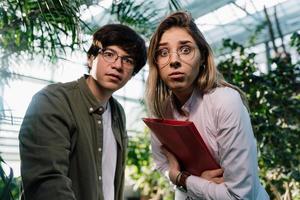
[[170, 61, 181, 68], [169, 51, 179, 63]]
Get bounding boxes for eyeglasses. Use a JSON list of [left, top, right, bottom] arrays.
[[154, 45, 197, 67], [98, 48, 135, 70]]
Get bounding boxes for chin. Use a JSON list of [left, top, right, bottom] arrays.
[[104, 82, 124, 91], [168, 83, 186, 90]]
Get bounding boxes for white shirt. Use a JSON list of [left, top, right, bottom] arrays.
[[151, 87, 270, 200], [102, 103, 117, 200]]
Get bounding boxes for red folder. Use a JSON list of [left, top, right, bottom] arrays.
[[143, 118, 220, 176]]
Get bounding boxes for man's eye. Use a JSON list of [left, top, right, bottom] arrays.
[[122, 57, 134, 65], [103, 51, 115, 58], [179, 46, 192, 54], [158, 49, 169, 57]]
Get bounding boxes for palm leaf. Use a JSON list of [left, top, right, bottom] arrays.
[[0, 157, 14, 200], [0, 0, 92, 60], [110, 0, 183, 38]]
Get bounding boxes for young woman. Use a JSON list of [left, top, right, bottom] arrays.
[[145, 11, 269, 200]]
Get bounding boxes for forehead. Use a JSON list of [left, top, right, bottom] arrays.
[[105, 45, 129, 56], [159, 27, 196, 45]]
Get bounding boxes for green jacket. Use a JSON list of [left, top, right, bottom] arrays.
[[19, 76, 128, 200]]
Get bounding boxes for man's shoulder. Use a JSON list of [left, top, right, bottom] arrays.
[[46, 79, 78, 91], [38, 78, 80, 97], [29, 78, 82, 109]]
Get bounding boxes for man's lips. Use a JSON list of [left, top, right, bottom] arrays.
[[106, 73, 122, 81]]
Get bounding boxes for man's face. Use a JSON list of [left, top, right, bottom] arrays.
[[89, 45, 135, 93]]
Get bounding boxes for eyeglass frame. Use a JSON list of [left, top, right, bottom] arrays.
[[154, 45, 198, 68], [98, 47, 135, 70]]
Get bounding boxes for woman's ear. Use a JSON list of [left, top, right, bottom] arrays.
[[199, 55, 205, 66]]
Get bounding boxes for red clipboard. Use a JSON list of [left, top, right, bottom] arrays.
[[143, 118, 220, 176]]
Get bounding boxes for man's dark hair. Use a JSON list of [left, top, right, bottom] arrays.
[[87, 24, 147, 75]]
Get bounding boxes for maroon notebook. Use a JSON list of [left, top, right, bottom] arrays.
[[143, 118, 220, 176]]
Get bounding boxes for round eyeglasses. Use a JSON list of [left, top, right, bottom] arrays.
[[154, 45, 197, 68], [98, 48, 135, 70]]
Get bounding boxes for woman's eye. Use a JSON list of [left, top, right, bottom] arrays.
[[158, 49, 169, 57], [180, 46, 191, 54]]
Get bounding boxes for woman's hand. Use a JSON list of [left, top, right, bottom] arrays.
[[161, 146, 224, 184], [201, 168, 224, 184], [161, 146, 180, 184]]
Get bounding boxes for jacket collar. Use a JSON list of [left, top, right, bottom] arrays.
[[78, 75, 109, 115]]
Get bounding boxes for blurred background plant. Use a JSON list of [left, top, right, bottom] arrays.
[[126, 128, 174, 200], [0, 158, 21, 200], [218, 33, 300, 200]]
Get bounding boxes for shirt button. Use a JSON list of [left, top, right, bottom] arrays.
[[98, 176, 102, 181], [89, 107, 93, 112], [98, 148, 102, 152], [98, 120, 102, 125], [99, 107, 104, 112]]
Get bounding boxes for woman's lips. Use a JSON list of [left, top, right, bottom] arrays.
[[168, 72, 184, 79]]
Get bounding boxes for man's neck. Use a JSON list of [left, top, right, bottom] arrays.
[[86, 76, 112, 103]]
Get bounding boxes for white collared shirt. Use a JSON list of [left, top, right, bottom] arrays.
[[102, 103, 117, 200], [151, 87, 269, 200]]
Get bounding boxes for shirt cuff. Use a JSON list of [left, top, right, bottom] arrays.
[[185, 175, 209, 198]]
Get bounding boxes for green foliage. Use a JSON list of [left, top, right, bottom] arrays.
[[110, 0, 159, 38], [0, 0, 92, 60], [0, 158, 21, 200], [126, 130, 174, 200], [110, 0, 182, 38], [218, 35, 300, 199], [291, 32, 300, 53]]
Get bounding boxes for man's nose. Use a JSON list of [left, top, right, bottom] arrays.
[[111, 56, 123, 69]]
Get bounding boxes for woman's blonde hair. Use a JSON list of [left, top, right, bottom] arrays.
[[145, 11, 248, 118]]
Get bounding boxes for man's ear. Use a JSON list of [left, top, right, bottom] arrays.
[[87, 55, 94, 69]]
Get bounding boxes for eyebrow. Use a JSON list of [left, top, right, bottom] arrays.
[[105, 47, 132, 57], [158, 40, 193, 47]]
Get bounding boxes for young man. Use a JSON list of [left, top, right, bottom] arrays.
[[19, 24, 147, 200]]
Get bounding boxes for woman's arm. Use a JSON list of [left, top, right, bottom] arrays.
[[150, 133, 170, 178], [185, 89, 262, 200]]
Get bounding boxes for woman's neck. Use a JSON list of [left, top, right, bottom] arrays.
[[172, 87, 194, 107], [172, 88, 194, 116]]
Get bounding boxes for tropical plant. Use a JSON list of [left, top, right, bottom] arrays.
[[0, 0, 92, 59], [0, 158, 21, 200], [0, 0, 93, 117], [126, 129, 174, 200], [217, 33, 300, 199], [110, 0, 182, 38]]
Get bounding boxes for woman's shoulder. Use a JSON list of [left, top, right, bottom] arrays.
[[205, 87, 243, 110], [207, 87, 241, 103]]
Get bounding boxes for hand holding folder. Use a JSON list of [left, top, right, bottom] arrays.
[[143, 118, 220, 176]]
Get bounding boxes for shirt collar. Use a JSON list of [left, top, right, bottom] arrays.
[[78, 75, 108, 115], [170, 89, 200, 119]]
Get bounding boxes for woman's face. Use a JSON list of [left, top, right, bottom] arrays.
[[156, 27, 201, 96]]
